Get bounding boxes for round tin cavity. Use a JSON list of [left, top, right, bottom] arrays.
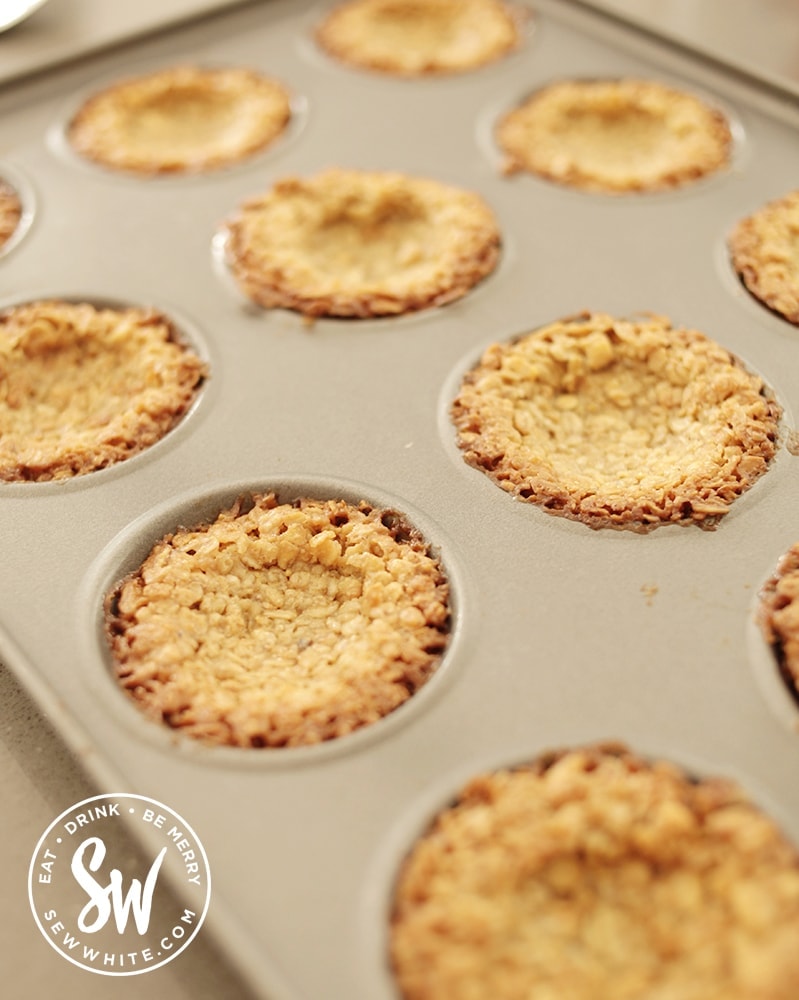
[[0, 296, 208, 484], [386, 741, 799, 1000], [94, 478, 462, 756]]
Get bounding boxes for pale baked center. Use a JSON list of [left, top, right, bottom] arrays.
[[506, 343, 735, 493], [353, 0, 487, 59], [552, 104, 671, 174], [369, 0, 462, 35], [120, 86, 247, 156], [301, 196, 432, 286]]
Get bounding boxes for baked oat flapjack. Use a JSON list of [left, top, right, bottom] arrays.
[[224, 168, 501, 318], [729, 189, 799, 325], [315, 0, 523, 77], [451, 312, 780, 530], [495, 78, 732, 193], [0, 300, 206, 482], [390, 743, 799, 1000], [0, 178, 22, 251], [758, 543, 799, 703], [67, 65, 292, 175], [106, 494, 451, 748]]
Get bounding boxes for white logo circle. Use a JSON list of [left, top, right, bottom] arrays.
[[28, 793, 211, 976]]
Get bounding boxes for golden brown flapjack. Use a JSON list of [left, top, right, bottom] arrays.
[[0, 300, 206, 482], [106, 494, 451, 747], [67, 65, 292, 175], [391, 742, 799, 1000], [451, 312, 779, 529], [496, 78, 732, 193], [224, 168, 501, 318], [316, 0, 523, 77]]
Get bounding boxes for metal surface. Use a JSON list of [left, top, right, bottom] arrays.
[[2, 1, 799, 997], [0, 0, 247, 85], [578, 0, 799, 98]]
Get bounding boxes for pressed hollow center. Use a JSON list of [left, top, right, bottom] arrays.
[[557, 104, 666, 165], [323, 0, 518, 73], [304, 200, 432, 283], [3, 329, 150, 438], [372, 0, 458, 38], [499, 335, 754, 494], [124, 87, 239, 150]]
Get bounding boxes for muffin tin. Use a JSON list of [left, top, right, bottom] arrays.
[[2, 0, 799, 996]]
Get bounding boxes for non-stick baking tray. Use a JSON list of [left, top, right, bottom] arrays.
[[2, 1, 799, 997]]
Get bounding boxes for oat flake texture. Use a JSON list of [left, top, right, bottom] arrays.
[[106, 494, 451, 748], [315, 0, 523, 77], [0, 300, 206, 482], [729, 189, 799, 326], [390, 743, 799, 1000], [451, 312, 780, 530], [224, 168, 501, 318]]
